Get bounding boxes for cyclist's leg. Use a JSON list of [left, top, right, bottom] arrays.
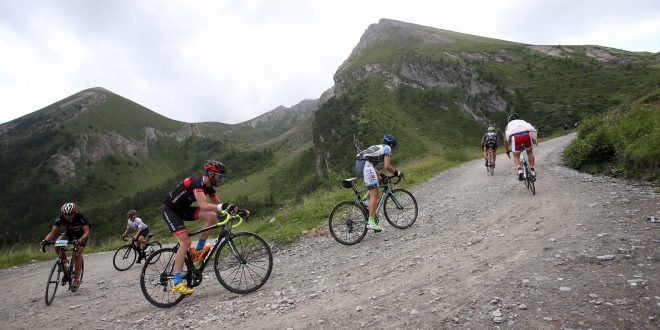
[[162, 206, 194, 294], [363, 162, 382, 232], [73, 245, 84, 281]]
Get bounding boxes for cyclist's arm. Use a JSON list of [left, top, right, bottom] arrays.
[[383, 154, 395, 175], [78, 224, 90, 243], [209, 195, 221, 205], [194, 190, 219, 211], [44, 226, 59, 242], [120, 227, 129, 238]]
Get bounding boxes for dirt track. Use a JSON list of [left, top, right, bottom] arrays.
[[1, 134, 658, 329]]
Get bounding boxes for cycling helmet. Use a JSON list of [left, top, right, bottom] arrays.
[[60, 202, 78, 215], [507, 113, 520, 122], [127, 210, 137, 217], [204, 160, 226, 174], [382, 134, 397, 147], [487, 126, 495, 132]]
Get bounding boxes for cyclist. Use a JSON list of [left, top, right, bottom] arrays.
[[355, 134, 404, 233], [41, 202, 91, 292], [161, 160, 249, 295], [503, 113, 539, 180], [481, 126, 499, 167], [120, 209, 150, 264]]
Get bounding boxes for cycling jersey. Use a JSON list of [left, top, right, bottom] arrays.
[[505, 119, 537, 141], [54, 213, 90, 236], [482, 132, 498, 150], [356, 144, 392, 164], [163, 176, 217, 214], [127, 217, 148, 230]]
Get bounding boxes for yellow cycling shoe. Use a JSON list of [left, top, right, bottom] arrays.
[[171, 282, 194, 295]]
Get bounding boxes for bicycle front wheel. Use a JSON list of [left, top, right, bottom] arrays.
[[45, 260, 61, 305], [214, 232, 273, 294], [145, 241, 163, 264], [328, 201, 368, 245], [140, 247, 187, 308], [113, 245, 137, 271], [384, 189, 418, 229]]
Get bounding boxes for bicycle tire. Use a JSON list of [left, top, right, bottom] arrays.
[[214, 232, 273, 294], [45, 260, 61, 305], [383, 189, 418, 229], [140, 247, 188, 308], [529, 175, 536, 195], [113, 245, 137, 271], [328, 201, 368, 245], [145, 241, 163, 264], [522, 161, 530, 190]]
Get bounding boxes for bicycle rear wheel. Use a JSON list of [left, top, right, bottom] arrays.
[[214, 232, 273, 294], [145, 241, 163, 264], [140, 247, 188, 308], [384, 189, 418, 229], [45, 260, 61, 305], [328, 201, 368, 245], [113, 245, 137, 271]]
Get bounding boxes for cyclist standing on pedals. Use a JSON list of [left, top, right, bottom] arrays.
[[40, 202, 91, 292], [161, 160, 250, 295], [119, 209, 150, 264], [504, 113, 539, 181], [481, 126, 499, 168], [355, 134, 404, 233]]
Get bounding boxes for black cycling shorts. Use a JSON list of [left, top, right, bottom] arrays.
[[161, 205, 200, 235]]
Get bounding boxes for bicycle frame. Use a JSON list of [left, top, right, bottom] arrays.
[[347, 176, 401, 223], [174, 212, 245, 275]]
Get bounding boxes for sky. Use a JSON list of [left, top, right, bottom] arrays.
[[1, 0, 658, 125]]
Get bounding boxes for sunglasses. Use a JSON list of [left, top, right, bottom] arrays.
[[212, 172, 225, 180]]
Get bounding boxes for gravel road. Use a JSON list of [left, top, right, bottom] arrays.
[[2, 134, 658, 329]]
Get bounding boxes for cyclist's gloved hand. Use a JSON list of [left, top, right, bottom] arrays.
[[238, 208, 250, 218], [40, 240, 47, 252], [393, 170, 404, 178], [219, 203, 238, 214]]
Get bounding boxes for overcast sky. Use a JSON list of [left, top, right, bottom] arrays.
[[1, 0, 658, 125]]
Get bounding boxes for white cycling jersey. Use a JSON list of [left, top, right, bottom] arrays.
[[505, 119, 537, 141], [127, 217, 148, 230]]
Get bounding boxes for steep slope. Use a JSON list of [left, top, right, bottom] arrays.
[[313, 18, 659, 176]]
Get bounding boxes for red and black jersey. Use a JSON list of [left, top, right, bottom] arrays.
[[53, 213, 90, 236], [163, 176, 217, 213]]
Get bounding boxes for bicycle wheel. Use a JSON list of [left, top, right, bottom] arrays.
[[528, 174, 536, 195], [140, 247, 188, 308], [522, 162, 530, 190], [145, 241, 163, 264], [214, 232, 273, 294], [45, 260, 61, 305], [328, 201, 368, 245], [384, 189, 418, 229], [113, 245, 137, 271]]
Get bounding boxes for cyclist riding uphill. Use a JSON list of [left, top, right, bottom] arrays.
[[503, 113, 539, 181], [481, 126, 499, 167], [161, 160, 250, 295], [355, 134, 404, 233], [120, 209, 150, 263], [41, 202, 91, 292]]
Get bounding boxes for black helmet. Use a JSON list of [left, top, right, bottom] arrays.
[[204, 160, 226, 174], [382, 134, 397, 147], [507, 113, 520, 122]]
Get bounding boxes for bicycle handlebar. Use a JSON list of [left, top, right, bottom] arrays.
[[40, 240, 79, 253], [217, 210, 246, 229]]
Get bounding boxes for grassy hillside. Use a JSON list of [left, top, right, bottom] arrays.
[[562, 90, 659, 181]]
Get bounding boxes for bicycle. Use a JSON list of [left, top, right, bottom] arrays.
[[519, 143, 536, 195], [139, 211, 273, 308], [485, 148, 496, 176], [328, 174, 418, 245], [113, 234, 162, 271], [41, 240, 85, 305]]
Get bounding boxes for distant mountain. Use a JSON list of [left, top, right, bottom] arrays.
[[312, 18, 659, 176], [0, 88, 316, 243]]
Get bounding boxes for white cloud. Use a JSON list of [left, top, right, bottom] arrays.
[[0, 0, 658, 125]]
